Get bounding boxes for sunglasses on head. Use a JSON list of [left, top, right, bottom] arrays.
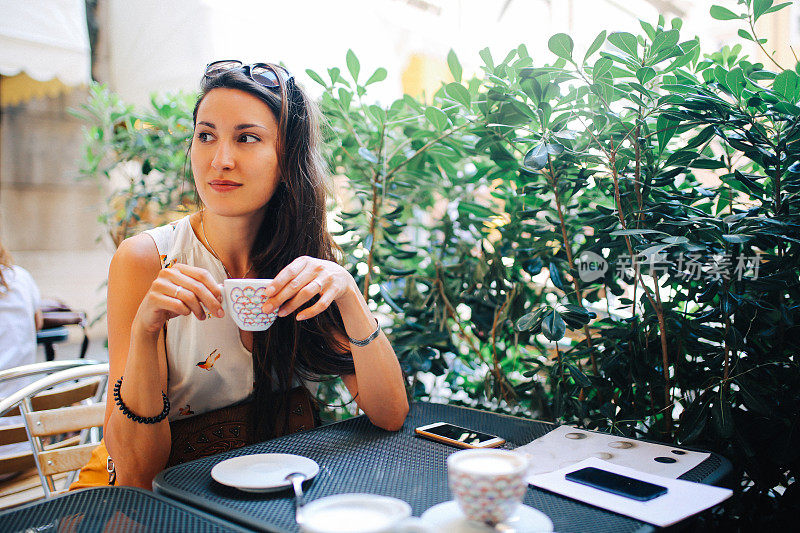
[[204, 60, 293, 88]]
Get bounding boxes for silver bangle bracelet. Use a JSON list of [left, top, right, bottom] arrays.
[[348, 318, 381, 347]]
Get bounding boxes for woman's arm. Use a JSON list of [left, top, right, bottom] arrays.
[[336, 284, 409, 431], [103, 235, 171, 489], [104, 235, 225, 489], [261, 257, 409, 431]]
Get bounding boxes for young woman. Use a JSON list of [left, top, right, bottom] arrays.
[[75, 61, 408, 490]]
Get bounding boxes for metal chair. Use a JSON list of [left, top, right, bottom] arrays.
[[0, 363, 108, 499], [0, 360, 104, 385], [37, 299, 89, 361]]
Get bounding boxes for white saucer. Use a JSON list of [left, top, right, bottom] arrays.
[[421, 501, 553, 533], [211, 453, 319, 493]]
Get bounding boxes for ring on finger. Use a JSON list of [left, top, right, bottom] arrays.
[[174, 286, 182, 299], [309, 280, 322, 292]]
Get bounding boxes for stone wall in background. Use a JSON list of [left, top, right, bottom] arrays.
[[0, 88, 111, 338]]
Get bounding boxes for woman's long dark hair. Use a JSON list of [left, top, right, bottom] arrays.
[[191, 65, 355, 439]]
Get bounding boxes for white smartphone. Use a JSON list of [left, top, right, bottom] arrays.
[[415, 422, 506, 449]]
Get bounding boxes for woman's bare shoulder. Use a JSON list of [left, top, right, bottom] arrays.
[[111, 234, 161, 276]]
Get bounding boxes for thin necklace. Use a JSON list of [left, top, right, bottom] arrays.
[[200, 211, 253, 279]]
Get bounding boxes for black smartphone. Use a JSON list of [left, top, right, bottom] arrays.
[[565, 467, 668, 501], [415, 422, 505, 448]]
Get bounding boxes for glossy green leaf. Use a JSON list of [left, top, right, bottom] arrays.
[[651, 29, 680, 54], [766, 2, 793, 15], [611, 229, 668, 236], [425, 106, 449, 130], [567, 363, 592, 387], [640, 20, 656, 40], [722, 234, 754, 243], [679, 395, 709, 443], [383, 265, 416, 276], [327, 67, 342, 84], [690, 158, 727, 169], [592, 58, 613, 81], [712, 400, 734, 439], [479, 47, 494, 69], [772, 101, 800, 114], [305, 69, 327, 87], [549, 262, 565, 290], [665, 149, 698, 167], [345, 49, 360, 82], [446, 82, 471, 108], [710, 5, 741, 20], [773, 70, 800, 103], [337, 88, 352, 110], [636, 67, 656, 85], [523, 143, 549, 171], [548, 33, 574, 61], [726, 68, 746, 97], [541, 311, 567, 341], [736, 379, 772, 416], [447, 49, 462, 83], [753, 0, 774, 22], [515, 308, 546, 332], [656, 115, 679, 153], [685, 126, 716, 150], [379, 285, 404, 313], [365, 68, 387, 86], [382, 204, 404, 220], [458, 201, 495, 219], [607, 32, 638, 58], [584, 30, 606, 63]]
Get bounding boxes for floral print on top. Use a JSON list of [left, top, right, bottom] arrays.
[[143, 216, 254, 420], [196, 349, 221, 370]]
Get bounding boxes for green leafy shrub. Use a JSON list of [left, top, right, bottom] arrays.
[[76, 1, 798, 523]]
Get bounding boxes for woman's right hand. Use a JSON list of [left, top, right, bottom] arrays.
[[133, 263, 225, 336]]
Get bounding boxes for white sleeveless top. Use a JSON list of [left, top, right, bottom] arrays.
[[143, 215, 256, 421]]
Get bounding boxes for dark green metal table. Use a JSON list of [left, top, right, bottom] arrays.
[[0, 486, 253, 532], [153, 401, 731, 533]]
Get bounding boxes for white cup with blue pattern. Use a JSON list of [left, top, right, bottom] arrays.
[[222, 278, 279, 331]]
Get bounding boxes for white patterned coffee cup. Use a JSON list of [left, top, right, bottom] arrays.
[[222, 279, 279, 331], [447, 448, 529, 525]]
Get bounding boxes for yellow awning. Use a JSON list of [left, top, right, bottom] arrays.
[[0, 72, 76, 107]]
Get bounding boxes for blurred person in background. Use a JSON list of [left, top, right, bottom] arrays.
[[0, 239, 43, 477]]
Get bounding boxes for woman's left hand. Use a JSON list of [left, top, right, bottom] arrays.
[[260, 256, 356, 321]]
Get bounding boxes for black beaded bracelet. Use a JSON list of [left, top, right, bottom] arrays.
[[113, 376, 170, 424]]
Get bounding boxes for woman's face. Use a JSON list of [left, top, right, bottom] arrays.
[[191, 88, 280, 218]]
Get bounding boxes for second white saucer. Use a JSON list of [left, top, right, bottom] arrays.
[[211, 453, 319, 493], [421, 500, 554, 533]]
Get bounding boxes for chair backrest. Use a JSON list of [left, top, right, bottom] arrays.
[[0, 379, 104, 472], [0, 360, 104, 419], [0, 360, 104, 386], [0, 364, 109, 498]]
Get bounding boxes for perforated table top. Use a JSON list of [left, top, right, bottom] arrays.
[[153, 401, 731, 533], [0, 486, 252, 532]]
